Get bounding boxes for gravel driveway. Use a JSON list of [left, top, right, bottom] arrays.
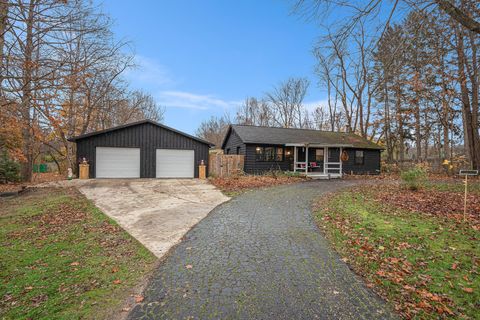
[[128, 180, 395, 319]]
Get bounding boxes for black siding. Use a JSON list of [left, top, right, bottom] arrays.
[[222, 129, 246, 155], [342, 148, 381, 174], [76, 122, 209, 178], [244, 144, 290, 174]]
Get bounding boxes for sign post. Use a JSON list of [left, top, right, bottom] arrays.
[[459, 170, 478, 221]]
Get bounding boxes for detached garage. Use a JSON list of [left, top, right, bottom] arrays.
[[69, 120, 212, 178]]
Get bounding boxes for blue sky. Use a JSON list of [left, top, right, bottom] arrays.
[[96, 0, 326, 134]]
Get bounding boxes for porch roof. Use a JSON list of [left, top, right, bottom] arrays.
[[228, 125, 383, 150]]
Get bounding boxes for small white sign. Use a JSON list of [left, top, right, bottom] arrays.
[[459, 170, 478, 176]]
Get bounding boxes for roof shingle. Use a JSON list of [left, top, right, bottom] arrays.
[[227, 125, 383, 150]]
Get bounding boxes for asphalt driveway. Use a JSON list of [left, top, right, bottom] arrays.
[[77, 179, 229, 258], [128, 180, 395, 319]]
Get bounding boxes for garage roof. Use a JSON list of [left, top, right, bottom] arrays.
[[68, 119, 213, 146]]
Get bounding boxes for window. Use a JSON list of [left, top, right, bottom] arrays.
[[285, 147, 293, 161], [255, 146, 284, 161], [236, 146, 240, 155], [264, 147, 275, 161], [315, 149, 324, 162], [276, 147, 284, 161], [355, 150, 364, 165], [255, 146, 263, 160]]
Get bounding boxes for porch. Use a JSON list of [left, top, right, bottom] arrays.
[[287, 144, 348, 179]]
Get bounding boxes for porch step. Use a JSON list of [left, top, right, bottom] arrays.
[[307, 173, 342, 180]]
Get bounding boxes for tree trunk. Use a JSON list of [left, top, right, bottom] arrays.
[[383, 76, 393, 162], [20, 1, 35, 182], [414, 99, 422, 161], [0, 0, 7, 81], [395, 84, 405, 165], [455, 25, 480, 169]]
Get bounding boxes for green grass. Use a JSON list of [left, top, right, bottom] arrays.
[[314, 188, 479, 319], [0, 188, 157, 320], [425, 180, 480, 194]]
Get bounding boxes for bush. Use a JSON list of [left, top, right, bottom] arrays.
[[0, 151, 21, 183], [400, 167, 427, 191]]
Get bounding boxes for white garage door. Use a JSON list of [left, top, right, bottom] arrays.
[[96, 147, 140, 178], [156, 149, 194, 178]]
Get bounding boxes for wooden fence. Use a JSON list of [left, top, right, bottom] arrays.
[[209, 154, 244, 177]]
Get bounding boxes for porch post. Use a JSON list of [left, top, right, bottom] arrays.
[[293, 146, 297, 173], [324, 147, 328, 174], [305, 144, 309, 173], [339, 147, 343, 176]]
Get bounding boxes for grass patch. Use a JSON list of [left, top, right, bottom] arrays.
[[425, 180, 480, 194], [314, 186, 479, 319], [0, 188, 157, 320]]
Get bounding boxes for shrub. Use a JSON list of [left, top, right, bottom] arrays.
[[400, 167, 427, 191], [281, 171, 303, 178], [0, 151, 21, 183]]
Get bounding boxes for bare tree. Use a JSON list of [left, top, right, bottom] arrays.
[[266, 77, 310, 128], [196, 115, 231, 148], [1, 0, 164, 180], [236, 97, 273, 126]]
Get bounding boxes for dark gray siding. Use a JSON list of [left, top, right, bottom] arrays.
[[244, 144, 290, 174], [223, 130, 290, 173], [222, 130, 246, 155], [76, 122, 210, 178], [342, 148, 381, 174]]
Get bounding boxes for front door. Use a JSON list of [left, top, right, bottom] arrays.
[[309, 148, 324, 172]]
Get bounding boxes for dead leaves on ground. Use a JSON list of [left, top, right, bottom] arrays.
[[210, 175, 306, 193], [372, 185, 480, 225], [315, 187, 479, 319]]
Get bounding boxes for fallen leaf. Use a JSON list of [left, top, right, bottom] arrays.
[[111, 267, 119, 273], [113, 279, 122, 285], [134, 295, 144, 303], [70, 261, 80, 266], [185, 264, 193, 269], [462, 287, 473, 293], [443, 306, 454, 315], [417, 301, 431, 310], [121, 307, 130, 312], [451, 263, 457, 270], [25, 286, 33, 291]]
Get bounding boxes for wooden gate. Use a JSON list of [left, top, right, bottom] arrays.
[[209, 154, 244, 177]]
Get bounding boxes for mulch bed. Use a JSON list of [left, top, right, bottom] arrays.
[[0, 173, 65, 194], [210, 175, 306, 193]]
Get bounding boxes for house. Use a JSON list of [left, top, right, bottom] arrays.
[[69, 120, 212, 178], [221, 125, 383, 177]]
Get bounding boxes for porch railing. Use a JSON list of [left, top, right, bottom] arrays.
[[325, 162, 342, 175], [294, 161, 308, 172]]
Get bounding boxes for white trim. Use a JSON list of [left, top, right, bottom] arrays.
[[285, 143, 353, 148]]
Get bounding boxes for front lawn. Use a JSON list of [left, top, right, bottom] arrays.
[[0, 188, 157, 320], [314, 183, 479, 319]]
